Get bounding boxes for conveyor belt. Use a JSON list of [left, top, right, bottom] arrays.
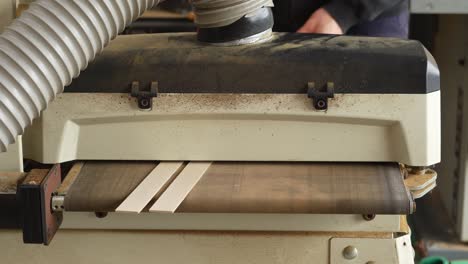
[[63, 161, 413, 214], [64, 162, 157, 212]]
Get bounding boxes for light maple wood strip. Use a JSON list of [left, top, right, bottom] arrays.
[[150, 162, 212, 213], [116, 162, 184, 213]]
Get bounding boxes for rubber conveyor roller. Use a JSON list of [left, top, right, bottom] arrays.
[[61, 161, 413, 215]]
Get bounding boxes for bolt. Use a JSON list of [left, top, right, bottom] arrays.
[[343, 246, 358, 260], [317, 100, 326, 109], [95, 212, 108, 219], [140, 99, 150, 107], [363, 214, 376, 221], [459, 58, 466, 66]]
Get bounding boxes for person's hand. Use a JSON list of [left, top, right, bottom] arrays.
[[297, 8, 343, 34]]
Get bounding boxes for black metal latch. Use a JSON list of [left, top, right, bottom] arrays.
[[131, 81, 159, 110], [307, 82, 335, 110]]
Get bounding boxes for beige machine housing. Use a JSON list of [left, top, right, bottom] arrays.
[[0, 33, 442, 170], [0, 31, 439, 264]]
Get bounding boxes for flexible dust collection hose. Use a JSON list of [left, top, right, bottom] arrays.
[[0, 0, 162, 152], [0, 0, 272, 152]]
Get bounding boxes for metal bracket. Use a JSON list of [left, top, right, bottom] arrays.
[[330, 235, 414, 264], [131, 81, 159, 110], [18, 164, 62, 245], [404, 168, 438, 200], [51, 195, 65, 212], [307, 82, 335, 110]]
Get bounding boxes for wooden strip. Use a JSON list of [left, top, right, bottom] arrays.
[[150, 162, 212, 213], [116, 162, 184, 213], [57, 162, 84, 195], [412, 182, 437, 199], [404, 169, 437, 191], [21, 169, 49, 186], [0, 172, 26, 193]]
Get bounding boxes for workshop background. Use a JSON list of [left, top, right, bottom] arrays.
[[0, 0, 467, 263]]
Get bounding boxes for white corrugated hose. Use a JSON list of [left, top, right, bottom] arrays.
[[0, 0, 161, 152], [0, 0, 271, 152]]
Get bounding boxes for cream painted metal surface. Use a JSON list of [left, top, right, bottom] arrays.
[[0, 229, 412, 264], [0, 136, 23, 172], [411, 0, 468, 14], [61, 213, 401, 232], [0, 0, 15, 33], [396, 235, 416, 263], [0, 230, 412, 264], [22, 92, 441, 167], [330, 235, 414, 264]]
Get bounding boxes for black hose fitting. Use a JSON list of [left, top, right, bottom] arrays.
[[197, 7, 274, 44]]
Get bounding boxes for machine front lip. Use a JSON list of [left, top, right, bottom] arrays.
[[21, 91, 441, 167]]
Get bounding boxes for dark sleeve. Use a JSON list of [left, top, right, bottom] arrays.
[[324, 0, 407, 32]]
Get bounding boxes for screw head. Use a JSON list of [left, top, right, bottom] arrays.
[[316, 99, 326, 109], [363, 214, 376, 221], [95, 212, 108, 219], [140, 98, 150, 107], [343, 246, 359, 260]]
